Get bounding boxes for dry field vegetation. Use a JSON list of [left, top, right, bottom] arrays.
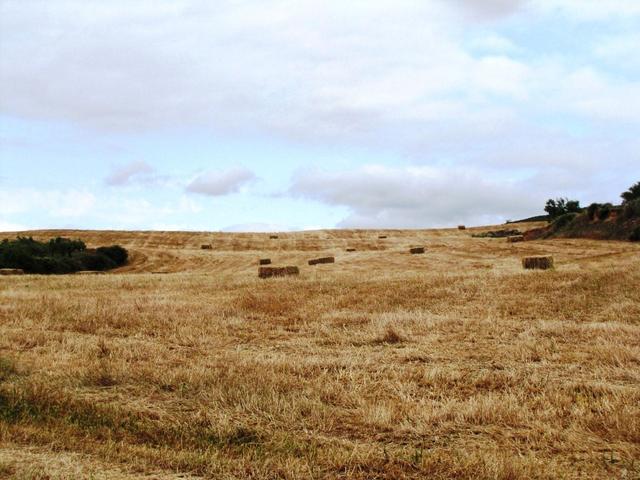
[[1, 223, 639, 479]]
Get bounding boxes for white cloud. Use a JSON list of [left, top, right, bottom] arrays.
[[448, 0, 529, 20], [290, 165, 542, 228], [0, 0, 637, 150], [105, 160, 155, 186], [186, 168, 256, 196]]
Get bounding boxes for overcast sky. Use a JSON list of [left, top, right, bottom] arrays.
[[1, 0, 639, 231]]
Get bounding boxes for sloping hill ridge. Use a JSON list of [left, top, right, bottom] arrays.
[[525, 206, 640, 242]]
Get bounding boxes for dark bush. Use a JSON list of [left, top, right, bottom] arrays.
[[622, 198, 640, 220], [74, 252, 116, 271], [544, 198, 582, 220], [96, 245, 128, 265], [621, 181, 640, 204], [630, 227, 640, 242], [48, 237, 85, 257], [597, 203, 612, 221], [587, 203, 601, 221], [552, 212, 578, 230]]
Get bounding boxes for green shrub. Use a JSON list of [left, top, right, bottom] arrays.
[[597, 203, 612, 220], [621, 181, 640, 203], [630, 227, 640, 242], [75, 252, 116, 271], [552, 212, 578, 230], [544, 198, 581, 220], [622, 198, 640, 220], [587, 203, 601, 220], [97, 245, 128, 265]]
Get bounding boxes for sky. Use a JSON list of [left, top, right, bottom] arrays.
[[0, 0, 639, 232]]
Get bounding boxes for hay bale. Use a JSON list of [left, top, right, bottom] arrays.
[[259, 258, 271, 265], [409, 247, 425, 254], [522, 256, 554, 270], [201, 244, 212, 250], [346, 248, 356, 252], [258, 266, 299, 278], [507, 235, 524, 243], [284, 266, 299, 275], [378, 235, 388, 239], [458, 225, 466, 230], [269, 235, 279, 239], [0, 268, 24, 275], [308, 256, 335, 266]]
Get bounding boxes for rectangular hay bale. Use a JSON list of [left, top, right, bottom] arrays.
[[201, 244, 212, 250], [0, 268, 24, 275], [507, 235, 524, 243], [346, 248, 356, 252], [409, 247, 425, 254], [258, 266, 299, 278], [259, 258, 271, 265], [308, 256, 335, 266], [522, 256, 554, 270], [458, 225, 466, 230]]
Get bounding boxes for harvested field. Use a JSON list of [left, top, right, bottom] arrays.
[[1, 222, 639, 479]]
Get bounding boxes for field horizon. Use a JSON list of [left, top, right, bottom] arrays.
[[1, 222, 639, 479]]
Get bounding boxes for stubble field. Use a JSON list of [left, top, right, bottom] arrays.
[[1, 224, 639, 479]]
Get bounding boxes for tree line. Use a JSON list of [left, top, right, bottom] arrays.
[[0, 237, 128, 274]]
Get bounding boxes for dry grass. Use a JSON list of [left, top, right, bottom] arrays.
[[0, 223, 639, 479]]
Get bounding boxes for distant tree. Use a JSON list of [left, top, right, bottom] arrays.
[[587, 203, 601, 220], [621, 181, 640, 203], [544, 198, 581, 220]]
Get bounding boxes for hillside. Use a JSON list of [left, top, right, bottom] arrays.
[[525, 203, 640, 242], [1, 224, 639, 479]]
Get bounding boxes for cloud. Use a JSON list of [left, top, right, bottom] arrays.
[[186, 168, 256, 196], [0, 0, 637, 153], [105, 160, 156, 186], [290, 165, 542, 228], [448, 0, 529, 19]]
